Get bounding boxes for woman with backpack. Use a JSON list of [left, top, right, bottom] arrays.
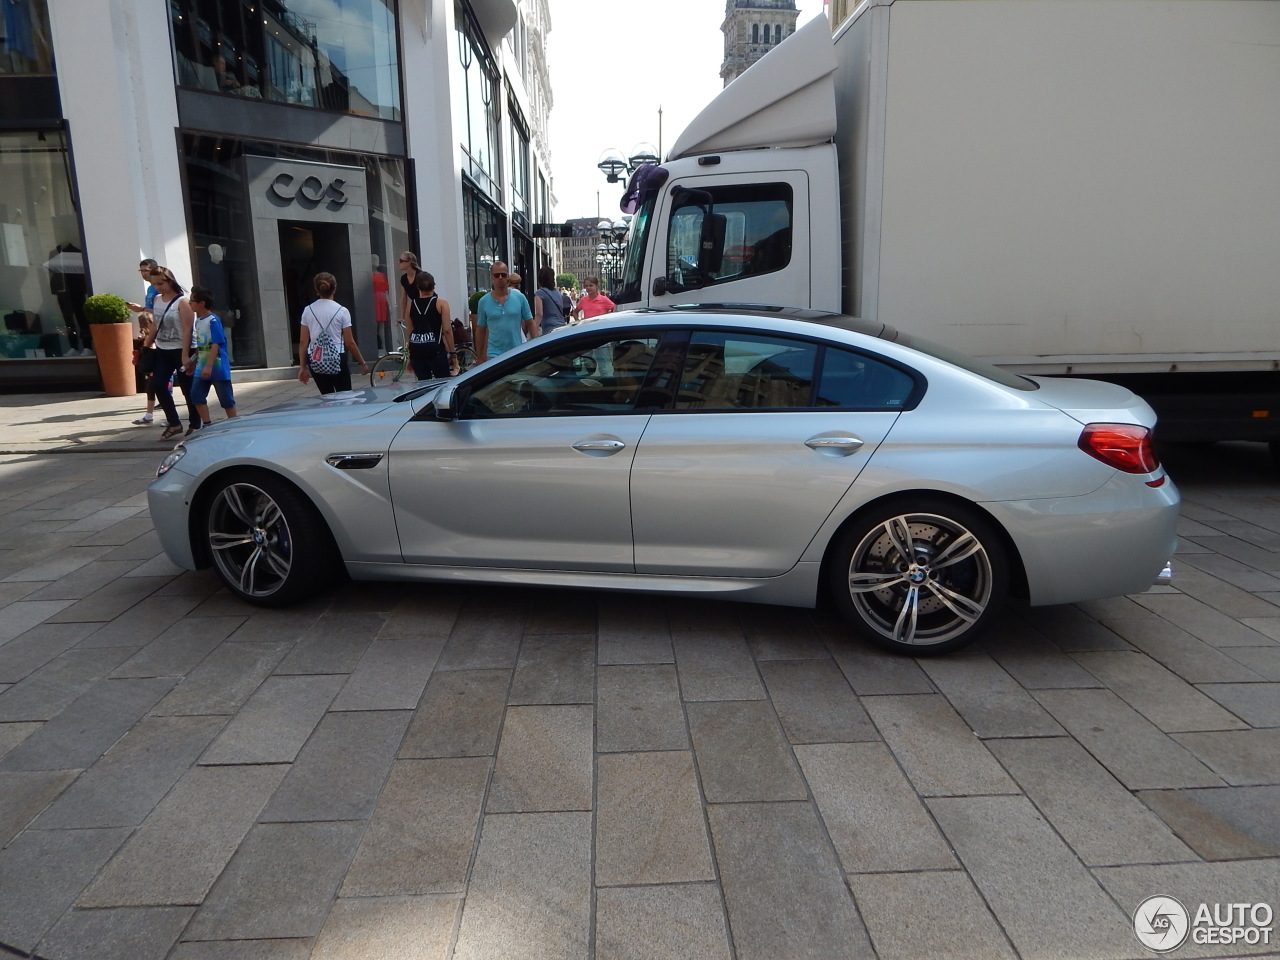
[[298, 272, 368, 394], [533, 266, 570, 337], [407, 271, 456, 380]]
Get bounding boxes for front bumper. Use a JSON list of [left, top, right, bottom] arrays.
[[147, 468, 200, 571]]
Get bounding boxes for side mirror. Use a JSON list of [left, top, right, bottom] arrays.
[[652, 276, 668, 297], [428, 383, 458, 421]]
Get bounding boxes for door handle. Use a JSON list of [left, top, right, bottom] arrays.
[[804, 436, 864, 456], [572, 439, 626, 455]]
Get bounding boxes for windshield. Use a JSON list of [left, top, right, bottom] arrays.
[[613, 192, 654, 305]]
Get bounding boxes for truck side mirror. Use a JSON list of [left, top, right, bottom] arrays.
[[652, 277, 669, 297]]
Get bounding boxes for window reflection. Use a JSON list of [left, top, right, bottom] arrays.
[[0, 0, 53, 75], [169, 0, 400, 120]]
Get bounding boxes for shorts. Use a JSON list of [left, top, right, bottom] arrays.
[[189, 377, 236, 410]]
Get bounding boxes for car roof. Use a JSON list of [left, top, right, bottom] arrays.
[[579, 304, 899, 343]]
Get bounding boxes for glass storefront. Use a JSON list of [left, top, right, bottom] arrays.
[[0, 129, 89, 362], [462, 179, 506, 299], [454, 0, 501, 203], [1, 0, 53, 74], [170, 0, 401, 120], [182, 134, 410, 367]]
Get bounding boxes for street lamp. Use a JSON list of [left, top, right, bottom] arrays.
[[595, 217, 630, 293], [596, 147, 628, 184]]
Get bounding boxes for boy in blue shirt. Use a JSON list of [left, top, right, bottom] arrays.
[[187, 286, 238, 430]]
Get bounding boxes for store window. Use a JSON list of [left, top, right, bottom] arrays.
[[455, 1, 502, 203], [169, 0, 401, 120], [0, 0, 53, 74], [462, 180, 505, 300], [0, 130, 89, 361]]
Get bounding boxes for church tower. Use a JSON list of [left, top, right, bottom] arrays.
[[721, 0, 800, 87]]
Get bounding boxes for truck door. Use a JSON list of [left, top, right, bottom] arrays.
[[647, 172, 812, 310]]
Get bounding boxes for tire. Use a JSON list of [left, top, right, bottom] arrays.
[[370, 352, 408, 386], [828, 498, 1008, 655], [204, 472, 338, 606]]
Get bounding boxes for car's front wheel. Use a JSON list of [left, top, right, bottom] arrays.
[[205, 472, 337, 606], [829, 499, 1008, 655]]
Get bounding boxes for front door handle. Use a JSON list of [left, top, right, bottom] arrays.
[[572, 439, 626, 456], [804, 436, 865, 456]]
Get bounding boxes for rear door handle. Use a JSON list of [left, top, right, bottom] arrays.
[[572, 439, 626, 456], [804, 436, 864, 456]]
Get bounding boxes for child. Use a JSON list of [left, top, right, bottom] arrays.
[[131, 311, 158, 424], [187, 286, 237, 430]]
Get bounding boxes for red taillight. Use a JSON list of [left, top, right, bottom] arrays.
[[1078, 423, 1161, 474]]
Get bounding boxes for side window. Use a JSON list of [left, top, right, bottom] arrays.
[[675, 331, 817, 410], [816, 348, 916, 410], [460, 335, 662, 418], [666, 183, 792, 292]]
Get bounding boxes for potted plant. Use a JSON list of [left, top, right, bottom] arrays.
[[84, 293, 137, 397]]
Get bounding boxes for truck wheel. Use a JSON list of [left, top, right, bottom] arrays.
[[205, 472, 336, 606], [829, 499, 1008, 655]]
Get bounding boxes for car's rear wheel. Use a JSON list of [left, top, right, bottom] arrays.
[[829, 499, 1008, 655], [205, 472, 337, 606]]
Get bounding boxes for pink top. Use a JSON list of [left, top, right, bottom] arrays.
[[577, 293, 615, 319]]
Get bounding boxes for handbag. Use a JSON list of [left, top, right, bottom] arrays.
[[306, 304, 344, 375]]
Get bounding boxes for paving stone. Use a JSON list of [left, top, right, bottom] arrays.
[[399, 668, 510, 758], [226, 605, 324, 643], [1177, 551, 1280, 595], [1196, 682, 1280, 727], [32, 715, 224, 828], [452, 812, 592, 960], [1224, 644, 1280, 679], [742, 605, 831, 660], [509, 634, 595, 705], [1074, 595, 1160, 621], [1137, 788, 1280, 860], [708, 801, 875, 960], [169, 940, 312, 960], [0, 720, 40, 759], [80, 515, 156, 548], [988, 737, 1194, 866], [1170, 729, 1280, 785], [78, 764, 288, 907], [1017, 604, 1132, 651], [78, 594, 205, 648], [596, 663, 689, 753], [199, 674, 344, 765], [0, 676, 178, 771], [0, 546, 111, 583], [122, 552, 187, 578], [595, 883, 731, 960], [1103, 617, 1268, 683], [596, 751, 714, 886], [183, 821, 365, 941], [673, 632, 765, 701], [151, 640, 292, 716], [435, 602, 524, 670], [341, 757, 489, 897], [26, 559, 143, 602], [0, 621, 96, 682], [260, 709, 412, 822], [928, 795, 1137, 960], [827, 640, 936, 695], [487, 705, 593, 813], [110, 616, 244, 678], [1139, 572, 1280, 629], [1032, 688, 1224, 790], [273, 612, 381, 674], [36, 905, 195, 960], [918, 655, 1065, 738], [45, 575, 173, 623], [0, 769, 78, 846], [1238, 617, 1280, 643], [848, 871, 1017, 960], [795, 742, 955, 872], [0, 826, 131, 952], [312, 896, 460, 960], [862, 694, 1017, 797], [686, 700, 807, 803], [0, 599, 76, 643], [1072, 651, 1252, 732], [759, 659, 878, 743], [376, 590, 461, 641], [0, 580, 42, 606], [524, 588, 598, 636], [980, 619, 1106, 689], [597, 594, 672, 664], [330, 637, 443, 711]]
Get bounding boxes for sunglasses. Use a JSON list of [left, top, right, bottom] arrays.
[[491, 272, 508, 278], [398, 258, 410, 263]]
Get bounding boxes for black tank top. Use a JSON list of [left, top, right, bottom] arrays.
[[408, 295, 443, 351]]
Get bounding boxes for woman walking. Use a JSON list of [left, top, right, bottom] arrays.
[[142, 266, 196, 441], [298, 273, 368, 394], [533, 266, 570, 337], [406, 272, 456, 380], [397, 251, 423, 334]]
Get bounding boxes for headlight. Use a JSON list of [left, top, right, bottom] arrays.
[[156, 446, 187, 477]]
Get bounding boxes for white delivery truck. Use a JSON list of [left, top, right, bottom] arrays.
[[610, 0, 1280, 443]]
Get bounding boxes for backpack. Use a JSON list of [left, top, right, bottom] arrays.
[[306, 304, 344, 375]]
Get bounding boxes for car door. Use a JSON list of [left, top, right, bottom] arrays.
[[387, 331, 663, 571], [630, 329, 919, 577]]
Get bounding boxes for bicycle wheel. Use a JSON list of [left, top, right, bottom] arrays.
[[453, 346, 478, 374], [370, 352, 409, 386]]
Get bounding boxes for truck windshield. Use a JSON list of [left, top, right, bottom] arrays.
[[613, 194, 653, 305]]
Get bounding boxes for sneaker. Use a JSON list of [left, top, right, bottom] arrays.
[[132, 413, 154, 425]]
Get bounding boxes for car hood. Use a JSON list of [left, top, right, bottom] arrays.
[[184, 384, 422, 437], [1026, 376, 1157, 429]]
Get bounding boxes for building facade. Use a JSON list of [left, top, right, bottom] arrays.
[[0, 0, 555, 390], [721, 0, 798, 86]]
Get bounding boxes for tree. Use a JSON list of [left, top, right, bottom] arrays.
[[556, 272, 577, 290]]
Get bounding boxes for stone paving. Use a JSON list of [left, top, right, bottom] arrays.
[[0, 386, 1277, 960]]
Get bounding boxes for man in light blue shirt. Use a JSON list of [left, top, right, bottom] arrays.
[[475, 262, 534, 361]]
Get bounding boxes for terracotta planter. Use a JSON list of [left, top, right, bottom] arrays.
[[90, 323, 138, 397]]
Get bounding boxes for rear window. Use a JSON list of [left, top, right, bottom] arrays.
[[889, 330, 1038, 392]]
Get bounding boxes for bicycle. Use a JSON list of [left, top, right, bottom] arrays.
[[370, 323, 480, 386]]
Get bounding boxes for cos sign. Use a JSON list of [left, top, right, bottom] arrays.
[[268, 174, 348, 208]]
